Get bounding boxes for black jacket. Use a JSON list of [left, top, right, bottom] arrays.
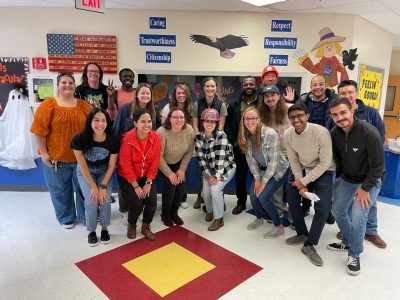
[[224, 93, 260, 146], [331, 119, 385, 192], [297, 89, 338, 127]]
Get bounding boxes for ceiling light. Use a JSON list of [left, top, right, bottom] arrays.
[[241, 0, 286, 6]]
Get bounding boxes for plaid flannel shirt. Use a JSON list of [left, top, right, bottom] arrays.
[[245, 126, 288, 183], [195, 130, 236, 181]]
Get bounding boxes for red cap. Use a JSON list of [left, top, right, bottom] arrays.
[[261, 65, 279, 79], [201, 108, 220, 121]]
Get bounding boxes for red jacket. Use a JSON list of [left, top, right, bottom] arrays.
[[117, 128, 161, 183]]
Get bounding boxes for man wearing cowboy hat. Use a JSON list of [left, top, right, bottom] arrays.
[[297, 27, 349, 88]]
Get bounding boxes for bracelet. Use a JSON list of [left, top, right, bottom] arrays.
[[134, 185, 139, 189]]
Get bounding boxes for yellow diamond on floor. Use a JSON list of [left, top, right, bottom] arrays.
[[122, 242, 215, 297]]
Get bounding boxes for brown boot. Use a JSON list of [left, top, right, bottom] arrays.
[[208, 218, 224, 231], [205, 212, 213, 222], [127, 224, 136, 239], [193, 192, 203, 209], [141, 223, 155, 241]]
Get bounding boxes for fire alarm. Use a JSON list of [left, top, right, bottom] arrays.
[[32, 57, 47, 69]]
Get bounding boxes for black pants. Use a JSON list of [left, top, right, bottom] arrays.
[[286, 170, 332, 246], [158, 161, 185, 217], [118, 188, 129, 213], [233, 146, 249, 207], [118, 175, 157, 225]]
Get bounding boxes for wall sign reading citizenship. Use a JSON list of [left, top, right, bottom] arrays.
[[271, 20, 292, 32], [75, 0, 105, 13], [149, 17, 167, 29], [146, 51, 172, 63], [139, 34, 176, 47], [264, 37, 297, 49]]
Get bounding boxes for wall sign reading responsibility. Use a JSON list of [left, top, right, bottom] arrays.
[[264, 37, 297, 49], [140, 34, 176, 47], [269, 55, 288, 66], [271, 20, 292, 32], [146, 51, 171, 63], [149, 17, 166, 29]]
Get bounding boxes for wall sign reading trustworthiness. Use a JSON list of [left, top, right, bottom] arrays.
[[358, 63, 384, 109]]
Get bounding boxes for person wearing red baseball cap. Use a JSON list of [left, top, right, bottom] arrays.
[[260, 65, 298, 103]]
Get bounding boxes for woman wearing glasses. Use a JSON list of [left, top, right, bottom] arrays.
[[31, 73, 92, 229], [238, 107, 289, 239], [75, 62, 114, 110], [156, 108, 195, 226]]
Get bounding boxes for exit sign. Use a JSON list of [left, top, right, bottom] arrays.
[[75, 0, 105, 13]]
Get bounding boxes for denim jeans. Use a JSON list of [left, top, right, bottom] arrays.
[[250, 169, 289, 226], [366, 201, 378, 235], [159, 161, 186, 217], [42, 162, 85, 225], [332, 178, 381, 257], [286, 170, 333, 245], [76, 165, 112, 232], [202, 168, 236, 219]]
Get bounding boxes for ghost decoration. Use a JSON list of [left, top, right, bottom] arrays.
[[0, 88, 38, 169]]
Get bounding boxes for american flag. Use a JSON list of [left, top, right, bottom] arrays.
[[47, 34, 117, 74]]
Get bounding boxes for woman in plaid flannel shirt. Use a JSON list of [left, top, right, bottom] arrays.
[[195, 108, 236, 231]]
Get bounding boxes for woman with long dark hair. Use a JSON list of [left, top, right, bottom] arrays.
[[161, 83, 192, 125], [71, 108, 119, 246], [117, 108, 161, 241]]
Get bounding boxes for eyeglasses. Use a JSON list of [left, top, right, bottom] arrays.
[[171, 116, 185, 120], [87, 70, 100, 74], [339, 90, 356, 97], [244, 117, 259, 122], [288, 113, 306, 121]]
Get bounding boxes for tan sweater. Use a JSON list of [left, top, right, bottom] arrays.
[[284, 123, 335, 185], [156, 124, 195, 176]]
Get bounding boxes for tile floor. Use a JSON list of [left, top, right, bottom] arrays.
[[0, 191, 399, 299]]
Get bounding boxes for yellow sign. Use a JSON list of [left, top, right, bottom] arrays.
[[358, 64, 384, 109]]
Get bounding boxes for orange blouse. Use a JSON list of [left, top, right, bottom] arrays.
[[30, 97, 92, 162]]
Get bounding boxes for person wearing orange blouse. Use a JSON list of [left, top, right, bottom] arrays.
[[31, 73, 92, 229]]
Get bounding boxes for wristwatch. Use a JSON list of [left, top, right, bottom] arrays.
[[99, 184, 107, 189], [146, 180, 153, 185]]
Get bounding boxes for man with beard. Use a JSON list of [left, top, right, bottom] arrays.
[[327, 80, 387, 249], [297, 75, 338, 224], [327, 98, 385, 276], [225, 76, 260, 214]]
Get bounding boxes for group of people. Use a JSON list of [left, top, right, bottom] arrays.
[[30, 62, 387, 277]]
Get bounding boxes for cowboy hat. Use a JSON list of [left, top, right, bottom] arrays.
[[310, 27, 346, 52]]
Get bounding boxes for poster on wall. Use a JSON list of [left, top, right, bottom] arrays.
[[0, 57, 29, 116], [47, 34, 117, 73], [358, 64, 384, 109], [27, 74, 58, 106]]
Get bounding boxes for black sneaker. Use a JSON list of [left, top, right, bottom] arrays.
[[110, 195, 116, 203], [327, 242, 350, 251], [346, 256, 361, 276], [88, 231, 99, 247], [326, 211, 335, 224], [100, 230, 110, 244]]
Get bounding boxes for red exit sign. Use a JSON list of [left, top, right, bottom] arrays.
[[75, 0, 105, 13]]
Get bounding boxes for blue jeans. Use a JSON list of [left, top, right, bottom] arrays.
[[250, 170, 289, 226], [202, 168, 236, 219], [42, 162, 85, 225], [332, 178, 381, 257], [77, 165, 112, 232]]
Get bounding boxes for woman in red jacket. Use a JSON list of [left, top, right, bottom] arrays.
[[117, 108, 161, 241]]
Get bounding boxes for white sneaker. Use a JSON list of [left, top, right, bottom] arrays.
[[62, 222, 74, 229], [121, 212, 128, 226], [264, 226, 285, 239], [180, 202, 188, 209], [247, 218, 264, 231]]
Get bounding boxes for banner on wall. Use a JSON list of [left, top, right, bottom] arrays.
[[358, 64, 384, 109], [47, 34, 117, 74], [0, 57, 29, 116]]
